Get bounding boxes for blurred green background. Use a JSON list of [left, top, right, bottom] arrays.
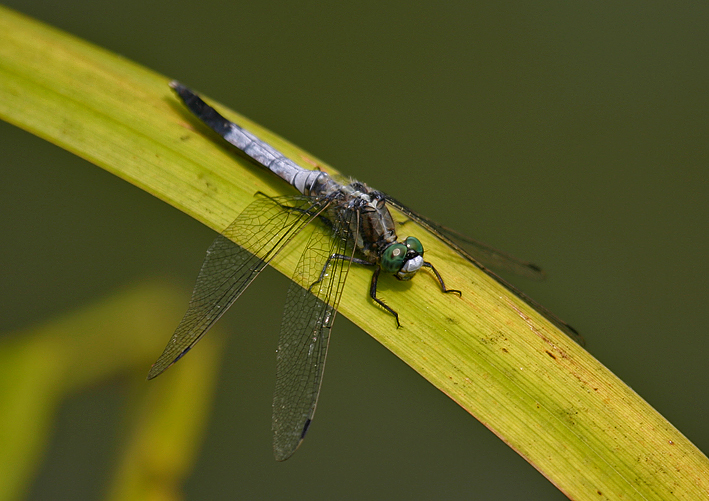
[[1, 1, 708, 499]]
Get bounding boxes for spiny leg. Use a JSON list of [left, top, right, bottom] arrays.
[[309, 253, 373, 293], [422, 262, 462, 296], [256, 191, 320, 217], [369, 267, 401, 328], [255, 191, 340, 232]]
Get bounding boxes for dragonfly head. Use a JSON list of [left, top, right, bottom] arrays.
[[381, 237, 425, 280]]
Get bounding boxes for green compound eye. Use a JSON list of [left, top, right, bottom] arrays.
[[381, 243, 408, 273], [404, 236, 424, 256]]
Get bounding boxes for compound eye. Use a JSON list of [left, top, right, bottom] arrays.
[[381, 243, 408, 273], [404, 236, 424, 256]]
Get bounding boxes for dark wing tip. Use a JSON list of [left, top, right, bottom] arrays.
[[566, 325, 586, 347], [300, 418, 312, 439], [273, 419, 311, 461], [146, 346, 192, 380], [146, 361, 169, 380], [527, 262, 546, 277]]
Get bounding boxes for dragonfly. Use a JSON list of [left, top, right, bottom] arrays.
[[149, 81, 583, 461]]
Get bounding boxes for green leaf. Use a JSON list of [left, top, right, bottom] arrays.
[[1, 6, 707, 499]]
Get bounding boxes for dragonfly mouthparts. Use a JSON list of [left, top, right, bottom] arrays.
[[396, 254, 424, 280]]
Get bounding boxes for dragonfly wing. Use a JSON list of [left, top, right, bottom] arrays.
[[272, 205, 356, 461], [385, 196, 545, 280], [148, 195, 324, 379], [423, 223, 547, 280], [384, 196, 584, 346]]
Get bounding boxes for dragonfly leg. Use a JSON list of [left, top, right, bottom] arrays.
[[307, 253, 372, 293], [255, 191, 319, 216], [370, 266, 401, 328], [422, 262, 462, 296], [255, 191, 340, 232]]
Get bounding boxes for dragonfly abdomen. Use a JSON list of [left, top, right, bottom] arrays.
[[170, 80, 324, 195]]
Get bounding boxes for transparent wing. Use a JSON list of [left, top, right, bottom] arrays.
[[420, 222, 547, 280], [388, 197, 545, 280], [148, 195, 326, 379], [385, 195, 585, 346], [272, 206, 356, 461]]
